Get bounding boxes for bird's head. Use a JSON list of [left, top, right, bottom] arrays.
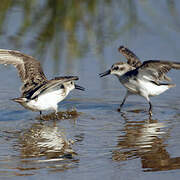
[[99, 62, 132, 78], [63, 81, 85, 93]]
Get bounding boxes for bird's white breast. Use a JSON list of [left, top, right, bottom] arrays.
[[119, 76, 139, 94]]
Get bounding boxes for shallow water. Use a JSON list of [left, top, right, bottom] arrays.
[[0, 0, 180, 179]]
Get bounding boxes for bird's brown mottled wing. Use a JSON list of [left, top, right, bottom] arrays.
[[138, 60, 180, 82], [118, 46, 142, 68], [30, 76, 79, 99], [0, 49, 47, 96]]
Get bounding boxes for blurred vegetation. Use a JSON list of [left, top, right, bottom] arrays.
[[0, 0, 112, 60], [0, 0, 179, 63]]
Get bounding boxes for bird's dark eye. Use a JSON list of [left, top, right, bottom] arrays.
[[71, 81, 73, 85], [60, 84, 65, 89], [113, 66, 119, 71]]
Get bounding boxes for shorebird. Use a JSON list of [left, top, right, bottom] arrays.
[[99, 46, 180, 116], [0, 49, 85, 118]]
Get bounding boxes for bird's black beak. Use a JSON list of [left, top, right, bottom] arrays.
[[99, 69, 111, 77], [75, 84, 85, 91]]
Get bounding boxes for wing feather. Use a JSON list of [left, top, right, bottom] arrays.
[[30, 76, 79, 99], [0, 49, 47, 96], [118, 46, 142, 68], [137, 60, 180, 82]]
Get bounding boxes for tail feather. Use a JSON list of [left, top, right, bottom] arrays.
[[168, 84, 176, 88], [172, 62, 180, 69], [11, 97, 27, 103]]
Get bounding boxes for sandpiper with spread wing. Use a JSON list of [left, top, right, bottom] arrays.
[[0, 49, 85, 118], [100, 46, 180, 116]]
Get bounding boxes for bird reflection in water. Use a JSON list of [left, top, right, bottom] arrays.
[[112, 113, 180, 171], [19, 122, 77, 159]]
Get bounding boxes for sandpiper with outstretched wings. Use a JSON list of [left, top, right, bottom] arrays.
[[100, 46, 180, 117], [0, 49, 85, 118]]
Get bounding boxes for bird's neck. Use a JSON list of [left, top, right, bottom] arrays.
[[115, 66, 135, 82]]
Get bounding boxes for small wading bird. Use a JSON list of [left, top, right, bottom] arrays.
[[99, 46, 180, 117], [0, 49, 85, 119]]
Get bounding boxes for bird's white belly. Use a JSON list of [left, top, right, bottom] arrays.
[[26, 89, 66, 111], [138, 80, 169, 96], [121, 77, 170, 97]]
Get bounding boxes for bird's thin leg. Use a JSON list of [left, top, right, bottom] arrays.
[[117, 91, 129, 112], [148, 101, 153, 118], [52, 110, 58, 126], [55, 111, 58, 119], [54, 106, 58, 120], [143, 95, 153, 118], [39, 111, 42, 120]]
